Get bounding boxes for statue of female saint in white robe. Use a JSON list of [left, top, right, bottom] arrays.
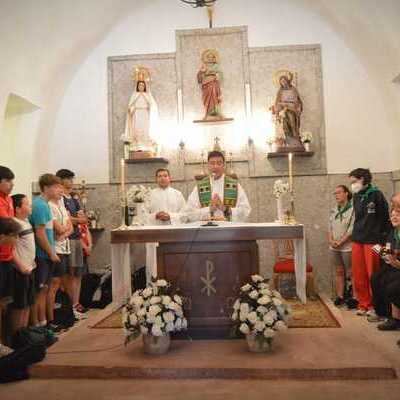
[[123, 80, 159, 155]]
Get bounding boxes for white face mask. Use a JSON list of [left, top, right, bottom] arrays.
[[351, 181, 363, 194]]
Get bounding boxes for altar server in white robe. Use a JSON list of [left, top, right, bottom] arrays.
[[145, 168, 186, 282], [185, 150, 251, 222]]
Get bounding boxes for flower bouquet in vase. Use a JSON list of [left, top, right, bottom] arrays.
[[231, 275, 291, 353], [300, 131, 313, 152], [266, 136, 276, 153], [126, 184, 151, 226], [123, 278, 188, 355], [273, 180, 290, 223]]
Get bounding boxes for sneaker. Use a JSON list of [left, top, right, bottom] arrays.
[[356, 308, 367, 316], [377, 318, 400, 331], [73, 308, 88, 320], [0, 344, 14, 357], [334, 297, 345, 307], [75, 303, 89, 313], [366, 311, 386, 323], [345, 297, 359, 310]]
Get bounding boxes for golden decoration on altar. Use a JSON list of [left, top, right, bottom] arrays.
[[131, 66, 151, 82], [273, 69, 297, 88]]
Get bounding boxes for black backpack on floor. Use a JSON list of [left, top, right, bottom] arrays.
[[0, 345, 46, 383], [12, 326, 57, 349], [80, 273, 101, 308], [53, 290, 75, 328]]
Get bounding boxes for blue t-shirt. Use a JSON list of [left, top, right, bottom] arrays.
[[30, 196, 55, 259], [63, 195, 81, 239]]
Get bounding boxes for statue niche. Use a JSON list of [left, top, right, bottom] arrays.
[[194, 49, 233, 123], [121, 67, 159, 160], [270, 70, 304, 151]]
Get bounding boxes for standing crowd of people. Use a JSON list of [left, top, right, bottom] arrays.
[[329, 168, 400, 336], [0, 166, 91, 357]]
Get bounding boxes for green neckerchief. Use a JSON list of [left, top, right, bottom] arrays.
[[335, 201, 352, 221], [394, 228, 400, 245], [360, 184, 379, 202]]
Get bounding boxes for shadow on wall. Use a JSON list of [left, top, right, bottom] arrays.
[[1, 93, 41, 196]]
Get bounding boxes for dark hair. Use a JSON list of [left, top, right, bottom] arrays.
[[136, 80, 147, 92], [0, 166, 15, 181], [39, 174, 61, 191], [12, 194, 27, 211], [155, 168, 170, 177], [56, 169, 75, 180], [0, 217, 21, 236], [208, 151, 225, 162], [348, 168, 372, 185], [336, 185, 352, 201]]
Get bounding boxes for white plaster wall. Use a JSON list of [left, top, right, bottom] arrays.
[[50, 0, 399, 182]]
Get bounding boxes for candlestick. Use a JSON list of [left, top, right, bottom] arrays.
[[245, 83, 252, 118], [117, 158, 129, 230], [120, 158, 126, 201], [177, 88, 183, 123], [288, 152, 293, 192], [287, 152, 297, 224]]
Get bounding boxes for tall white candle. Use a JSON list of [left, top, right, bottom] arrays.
[[120, 158, 126, 203], [288, 153, 293, 192]]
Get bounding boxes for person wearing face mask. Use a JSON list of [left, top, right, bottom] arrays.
[[349, 168, 390, 316]]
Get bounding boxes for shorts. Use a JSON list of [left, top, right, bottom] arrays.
[[0, 260, 15, 300], [35, 257, 54, 290], [330, 250, 352, 271], [70, 255, 89, 277], [10, 269, 36, 309], [69, 239, 84, 269], [53, 254, 69, 277]]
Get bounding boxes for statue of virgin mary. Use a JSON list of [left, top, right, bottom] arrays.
[[122, 67, 159, 156]]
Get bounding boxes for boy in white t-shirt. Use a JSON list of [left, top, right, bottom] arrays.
[[48, 189, 73, 330], [10, 194, 36, 335]]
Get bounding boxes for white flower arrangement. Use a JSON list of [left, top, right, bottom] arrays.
[[300, 131, 313, 144], [122, 278, 188, 345], [231, 275, 291, 348], [120, 133, 132, 143], [126, 184, 151, 205], [273, 179, 290, 199], [266, 136, 276, 146]]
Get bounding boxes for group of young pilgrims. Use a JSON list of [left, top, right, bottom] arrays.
[[0, 167, 91, 357], [329, 168, 400, 334]]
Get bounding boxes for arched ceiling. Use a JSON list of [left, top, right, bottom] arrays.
[[1, 0, 399, 113]]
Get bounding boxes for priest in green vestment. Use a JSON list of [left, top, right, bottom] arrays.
[[185, 150, 251, 222]]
